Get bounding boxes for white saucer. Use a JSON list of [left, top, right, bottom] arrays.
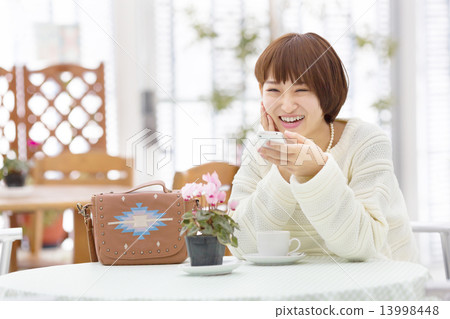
[[243, 253, 306, 266], [179, 259, 241, 276]]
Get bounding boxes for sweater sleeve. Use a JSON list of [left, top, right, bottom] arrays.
[[227, 146, 298, 259], [290, 132, 399, 261]]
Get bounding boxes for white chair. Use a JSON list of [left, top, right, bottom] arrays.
[[411, 221, 450, 300], [0, 228, 23, 275]]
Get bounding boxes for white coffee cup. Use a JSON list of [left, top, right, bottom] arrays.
[[256, 231, 301, 256]]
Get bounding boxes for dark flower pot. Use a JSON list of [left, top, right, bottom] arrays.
[[4, 172, 27, 187], [186, 235, 225, 266]]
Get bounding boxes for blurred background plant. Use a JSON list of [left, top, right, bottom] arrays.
[[353, 29, 397, 129], [185, 5, 260, 142], [0, 153, 30, 187]]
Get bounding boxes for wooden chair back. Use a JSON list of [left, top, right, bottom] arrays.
[[0, 66, 19, 158], [22, 63, 106, 159], [172, 162, 239, 203], [32, 151, 132, 186]]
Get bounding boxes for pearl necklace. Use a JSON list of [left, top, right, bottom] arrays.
[[325, 122, 334, 153]]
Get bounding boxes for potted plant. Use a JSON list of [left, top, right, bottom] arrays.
[[180, 171, 239, 266], [1, 156, 30, 187]]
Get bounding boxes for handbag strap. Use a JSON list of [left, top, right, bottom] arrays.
[[76, 203, 98, 262], [124, 180, 172, 194]]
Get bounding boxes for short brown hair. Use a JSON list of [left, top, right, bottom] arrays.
[[255, 33, 348, 123]]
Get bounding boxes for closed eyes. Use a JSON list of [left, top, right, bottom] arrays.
[[266, 88, 308, 92]]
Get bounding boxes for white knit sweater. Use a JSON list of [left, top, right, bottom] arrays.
[[228, 118, 418, 262]]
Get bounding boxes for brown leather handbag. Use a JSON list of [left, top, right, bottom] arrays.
[[77, 180, 196, 265]]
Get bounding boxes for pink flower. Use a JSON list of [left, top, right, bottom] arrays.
[[182, 172, 225, 207], [203, 182, 219, 207], [229, 200, 238, 211], [27, 139, 40, 147], [203, 182, 218, 198], [27, 139, 41, 151], [181, 183, 196, 200], [205, 192, 219, 207], [192, 183, 203, 197], [217, 191, 226, 203], [202, 171, 221, 188]]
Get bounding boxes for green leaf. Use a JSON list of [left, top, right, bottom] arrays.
[[231, 235, 238, 248], [180, 206, 240, 248], [217, 233, 229, 246], [182, 211, 193, 219], [209, 89, 236, 112], [196, 212, 211, 221], [201, 223, 214, 236], [217, 219, 233, 233]]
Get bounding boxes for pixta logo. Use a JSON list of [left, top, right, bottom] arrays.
[[126, 129, 172, 175]]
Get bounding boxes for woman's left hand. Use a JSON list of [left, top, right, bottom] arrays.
[[258, 130, 328, 181]]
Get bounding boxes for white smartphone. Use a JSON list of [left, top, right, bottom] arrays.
[[257, 131, 287, 145]]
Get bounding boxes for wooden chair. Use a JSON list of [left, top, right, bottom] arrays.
[[5, 63, 109, 270], [172, 162, 240, 256], [31, 151, 133, 263]]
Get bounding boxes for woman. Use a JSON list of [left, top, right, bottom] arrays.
[[228, 33, 418, 262]]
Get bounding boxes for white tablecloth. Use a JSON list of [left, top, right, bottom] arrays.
[[0, 256, 430, 301]]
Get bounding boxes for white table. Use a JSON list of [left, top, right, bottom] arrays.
[[0, 256, 430, 301]]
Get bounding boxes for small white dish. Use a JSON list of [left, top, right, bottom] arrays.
[[243, 252, 306, 266], [179, 259, 241, 276]]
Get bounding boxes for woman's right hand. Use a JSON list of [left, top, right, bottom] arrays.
[[260, 102, 277, 131]]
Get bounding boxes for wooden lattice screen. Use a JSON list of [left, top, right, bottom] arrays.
[[0, 66, 18, 159], [23, 63, 106, 159]]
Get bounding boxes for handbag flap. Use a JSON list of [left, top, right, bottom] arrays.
[[92, 190, 191, 261]]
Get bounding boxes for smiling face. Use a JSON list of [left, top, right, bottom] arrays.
[[254, 33, 349, 127], [260, 77, 328, 138]]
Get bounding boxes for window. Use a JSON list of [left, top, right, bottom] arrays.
[[417, 0, 450, 267]]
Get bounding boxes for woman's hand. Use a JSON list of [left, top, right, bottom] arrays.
[[260, 102, 291, 182], [258, 129, 328, 183], [260, 102, 278, 131]]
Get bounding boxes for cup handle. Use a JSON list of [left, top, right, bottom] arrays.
[[288, 238, 301, 256]]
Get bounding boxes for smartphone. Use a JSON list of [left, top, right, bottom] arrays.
[[257, 131, 287, 145]]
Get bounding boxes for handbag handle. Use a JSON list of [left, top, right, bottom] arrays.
[[124, 180, 172, 194]]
